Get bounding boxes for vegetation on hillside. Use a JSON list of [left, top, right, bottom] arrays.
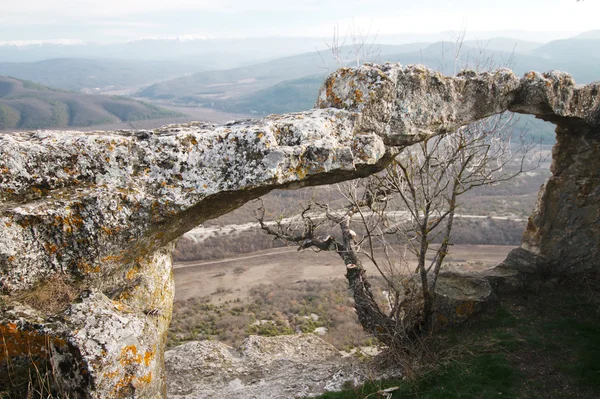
[[0, 76, 182, 130], [0, 58, 201, 92], [214, 74, 325, 115], [169, 279, 374, 350]]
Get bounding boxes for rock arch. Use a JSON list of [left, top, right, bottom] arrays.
[[0, 64, 598, 397]]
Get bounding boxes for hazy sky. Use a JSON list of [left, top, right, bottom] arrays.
[[0, 0, 598, 43]]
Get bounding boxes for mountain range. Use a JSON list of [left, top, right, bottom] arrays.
[[136, 37, 600, 115], [0, 32, 597, 134], [0, 76, 181, 130]]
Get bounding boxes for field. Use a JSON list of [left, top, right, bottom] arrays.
[[173, 245, 512, 303], [170, 244, 513, 350]]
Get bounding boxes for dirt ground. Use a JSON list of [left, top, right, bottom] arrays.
[[173, 244, 514, 303]]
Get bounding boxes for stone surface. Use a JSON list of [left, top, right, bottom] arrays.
[[165, 334, 394, 399], [0, 64, 599, 397]]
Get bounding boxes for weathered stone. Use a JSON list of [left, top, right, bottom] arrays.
[[0, 64, 599, 397], [165, 334, 394, 399], [433, 275, 495, 328], [392, 272, 495, 331]]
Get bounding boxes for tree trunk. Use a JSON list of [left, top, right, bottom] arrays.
[[337, 217, 404, 346], [344, 263, 399, 346]]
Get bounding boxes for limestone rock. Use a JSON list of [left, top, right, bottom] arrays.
[[165, 334, 392, 399], [0, 64, 598, 397]]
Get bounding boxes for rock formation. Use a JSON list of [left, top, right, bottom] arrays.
[[0, 64, 598, 398], [165, 334, 394, 399]]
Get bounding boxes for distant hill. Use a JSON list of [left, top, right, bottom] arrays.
[[210, 75, 326, 115], [136, 39, 600, 115], [531, 39, 600, 60], [0, 58, 203, 92], [0, 38, 327, 63], [0, 76, 182, 130], [463, 38, 542, 53], [135, 44, 432, 105], [572, 30, 600, 40]]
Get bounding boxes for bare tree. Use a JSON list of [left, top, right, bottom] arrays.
[[317, 20, 381, 71], [257, 111, 541, 346], [261, 27, 541, 347]]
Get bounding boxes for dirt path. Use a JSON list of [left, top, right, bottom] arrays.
[[173, 244, 514, 303]]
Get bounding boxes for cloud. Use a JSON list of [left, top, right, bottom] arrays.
[[1, 0, 338, 17], [1, 0, 599, 42]]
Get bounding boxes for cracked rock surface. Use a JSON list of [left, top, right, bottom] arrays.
[[0, 64, 598, 397], [165, 334, 393, 399]]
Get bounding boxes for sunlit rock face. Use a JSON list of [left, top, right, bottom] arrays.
[[0, 64, 598, 397]]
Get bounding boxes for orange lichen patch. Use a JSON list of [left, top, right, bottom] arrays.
[[143, 349, 155, 367], [44, 243, 59, 255], [7, 256, 15, 262], [101, 254, 123, 263], [117, 289, 133, 301], [137, 371, 153, 384], [288, 163, 309, 180], [120, 345, 143, 367], [455, 301, 476, 317], [525, 71, 536, 80], [101, 226, 123, 236], [0, 323, 66, 364], [118, 345, 156, 368], [126, 267, 139, 281], [324, 76, 343, 108], [111, 371, 154, 397], [62, 166, 78, 176], [77, 261, 101, 274], [107, 345, 156, 395], [112, 300, 126, 311], [354, 89, 364, 104], [53, 214, 84, 233], [339, 68, 352, 78], [103, 370, 120, 380]]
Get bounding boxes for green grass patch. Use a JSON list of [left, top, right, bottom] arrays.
[[312, 275, 600, 399], [316, 353, 517, 399]]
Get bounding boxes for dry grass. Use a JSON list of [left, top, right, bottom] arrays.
[[169, 278, 377, 350], [15, 274, 80, 314], [0, 337, 73, 399]]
